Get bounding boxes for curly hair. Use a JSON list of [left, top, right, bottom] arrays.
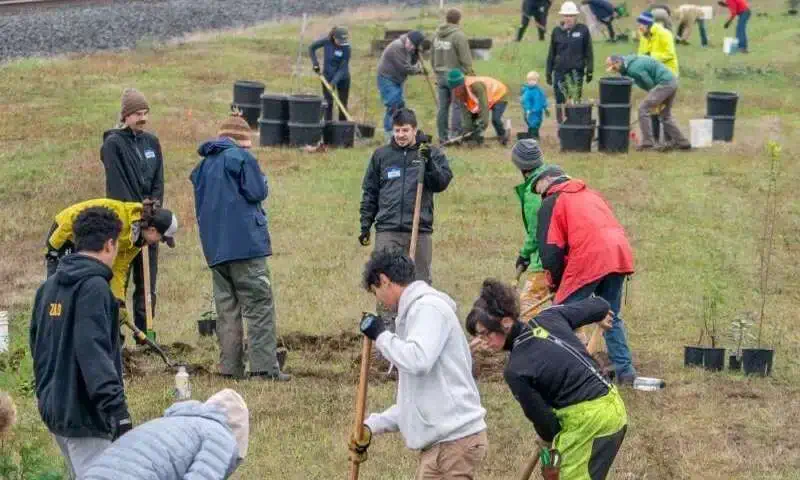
[[73, 207, 123, 253], [465, 279, 520, 336], [362, 248, 416, 291]]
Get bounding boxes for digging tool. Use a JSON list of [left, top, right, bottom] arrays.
[[418, 60, 439, 106], [349, 321, 373, 480], [520, 293, 555, 321], [120, 315, 175, 368], [141, 245, 156, 342], [587, 324, 605, 355], [518, 451, 540, 480], [440, 129, 477, 147], [319, 75, 362, 142]]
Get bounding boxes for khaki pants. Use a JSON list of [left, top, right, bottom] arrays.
[[374, 231, 433, 284], [415, 431, 488, 480], [54, 435, 111, 479], [638, 80, 690, 148], [519, 271, 551, 322]]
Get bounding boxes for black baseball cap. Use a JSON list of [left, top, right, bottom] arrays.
[[150, 208, 178, 248]]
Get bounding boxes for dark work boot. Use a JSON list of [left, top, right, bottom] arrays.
[[250, 371, 292, 382]]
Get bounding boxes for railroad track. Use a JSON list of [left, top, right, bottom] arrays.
[[0, 0, 111, 13]]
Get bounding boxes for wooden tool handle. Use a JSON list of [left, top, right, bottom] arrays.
[[408, 182, 424, 262], [587, 325, 604, 355], [518, 452, 540, 480], [348, 337, 373, 480], [319, 75, 354, 122], [520, 293, 555, 321], [141, 246, 153, 333]]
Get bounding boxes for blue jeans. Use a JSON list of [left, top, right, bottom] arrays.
[[563, 274, 636, 378], [377, 75, 405, 133], [736, 9, 750, 51], [697, 19, 708, 47]]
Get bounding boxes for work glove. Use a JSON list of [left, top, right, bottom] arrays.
[[348, 424, 373, 464], [724, 19, 733, 28], [516, 256, 531, 272], [546, 74, 553, 86], [545, 109, 551, 118], [358, 230, 371, 247], [313, 65, 321, 74], [474, 119, 487, 132], [419, 142, 432, 162], [585, 72, 593, 83], [112, 416, 133, 440], [360, 312, 386, 341]]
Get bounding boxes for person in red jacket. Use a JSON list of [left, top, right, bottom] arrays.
[[534, 165, 636, 383], [719, 0, 750, 53]]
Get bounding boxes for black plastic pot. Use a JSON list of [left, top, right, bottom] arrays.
[[517, 131, 533, 140], [357, 123, 376, 138], [560, 103, 593, 126], [703, 348, 726, 371], [599, 77, 633, 104], [288, 94, 324, 124], [706, 115, 736, 142], [233, 80, 265, 105], [598, 126, 630, 153], [197, 319, 216, 336], [742, 348, 774, 376], [259, 119, 287, 147], [231, 103, 260, 129], [468, 38, 494, 49], [260, 94, 289, 122], [384, 29, 410, 40], [288, 122, 322, 146], [706, 91, 739, 117], [684, 346, 704, 367], [729, 354, 742, 371], [558, 120, 595, 152], [598, 104, 631, 127], [324, 121, 355, 148]]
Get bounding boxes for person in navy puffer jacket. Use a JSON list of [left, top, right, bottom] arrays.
[[309, 26, 352, 122], [83, 389, 249, 480]]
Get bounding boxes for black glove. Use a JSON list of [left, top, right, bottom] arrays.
[[348, 424, 372, 463], [546, 73, 553, 86], [113, 416, 133, 440], [360, 312, 386, 341], [358, 230, 371, 246], [585, 72, 593, 83], [724, 19, 732, 28], [313, 65, 321, 74], [474, 119, 487, 132], [516, 256, 531, 272]]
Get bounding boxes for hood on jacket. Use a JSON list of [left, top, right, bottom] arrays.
[[619, 54, 637, 74], [205, 389, 249, 459], [521, 84, 542, 94], [545, 178, 586, 196], [397, 281, 458, 322], [198, 137, 239, 158], [436, 23, 461, 38], [102, 127, 137, 142], [56, 254, 113, 287]]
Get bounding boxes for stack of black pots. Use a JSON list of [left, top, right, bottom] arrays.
[[558, 104, 595, 152], [232, 80, 265, 129], [597, 77, 633, 153], [705, 91, 738, 142], [258, 94, 289, 147], [287, 95, 324, 146], [323, 121, 356, 148]]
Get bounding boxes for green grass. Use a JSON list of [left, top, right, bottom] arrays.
[[1, 1, 799, 478]]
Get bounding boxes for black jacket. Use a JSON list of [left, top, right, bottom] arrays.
[[101, 127, 165, 202], [504, 297, 611, 442], [30, 254, 130, 439], [359, 134, 453, 234], [546, 23, 593, 78]]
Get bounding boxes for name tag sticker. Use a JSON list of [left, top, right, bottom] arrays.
[[387, 167, 401, 179], [144, 149, 156, 159], [335, 50, 343, 57], [572, 32, 581, 38]]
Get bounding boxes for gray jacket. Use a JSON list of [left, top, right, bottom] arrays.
[[83, 401, 241, 480], [377, 36, 421, 84]]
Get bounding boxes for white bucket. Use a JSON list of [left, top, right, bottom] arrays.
[[723, 37, 739, 55], [471, 48, 491, 61], [690, 119, 713, 148], [0, 311, 8, 353], [700, 6, 714, 20]]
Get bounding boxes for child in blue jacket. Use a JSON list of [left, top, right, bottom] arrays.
[[520, 71, 549, 139]]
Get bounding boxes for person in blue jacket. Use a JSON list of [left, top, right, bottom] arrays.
[[190, 113, 290, 382], [583, 0, 618, 41], [521, 71, 549, 139], [309, 26, 351, 122]]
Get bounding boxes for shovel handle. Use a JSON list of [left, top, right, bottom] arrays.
[[349, 337, 373, 480], [319, 75, 355, 122], [518, 451, 540, 480], [141, 245, 154, 335]]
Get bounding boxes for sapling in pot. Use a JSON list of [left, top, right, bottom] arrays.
[[701, 294, 726, 371], [558, 74, 593, 125], [197, 292, 217, 337], [728, 312, 754, 371]]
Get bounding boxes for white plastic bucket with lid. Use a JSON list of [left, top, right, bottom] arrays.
[[723, 37, 739, 55], [0, 311, 8, 353], [690, 119, 713, 148], [700, 6, 714, 20]]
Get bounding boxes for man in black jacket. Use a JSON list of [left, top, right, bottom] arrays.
[[30, 207, 132, 479], [517, 0, 553, 41], [358, 108, 453, 285], [546, 1, 593, 122], [100, 88, 165, 333]]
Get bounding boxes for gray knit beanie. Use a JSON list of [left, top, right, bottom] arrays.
[[511, 139, 544, 172]]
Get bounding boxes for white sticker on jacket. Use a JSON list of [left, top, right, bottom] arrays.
[[572, 32, 581, 38], [335, 50, 344, 57], [387, 167, 401, 179], [144, 149, 156, 159]]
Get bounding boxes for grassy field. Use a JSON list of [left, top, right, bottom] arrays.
[[1, 0, 799, 478]]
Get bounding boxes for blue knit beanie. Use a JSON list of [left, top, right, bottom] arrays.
[[637, 11, 654, 26]]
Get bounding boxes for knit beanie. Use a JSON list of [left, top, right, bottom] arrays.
[[637, 11, 654, 26], [447, 68, 465, 88], [407, 30, 425, 47], [206, 389, 249, 459], [218, 113, 253, 148], [511, 139, 544, 172], [120, 88, 149, 121], [531, 164, 567, 185]]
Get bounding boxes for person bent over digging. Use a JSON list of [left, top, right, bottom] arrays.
[[606, 55, 691, 151], [191, 113, 290, 381], [45, 198, 178, 338], [466, 280, 628, 480], [350, 249, 488, 479], [448, 69, 511, 146]]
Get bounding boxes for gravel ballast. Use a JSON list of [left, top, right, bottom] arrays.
[[0, 0, 431, 61]]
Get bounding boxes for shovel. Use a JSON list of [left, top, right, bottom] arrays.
[[141, 246, 156, 342], [120, 315, 175, 368], [319, 75, 367, 142]]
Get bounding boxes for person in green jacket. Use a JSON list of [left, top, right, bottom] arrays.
[[511, 140, 552, 320], [606, 54, 690, 152], [432, 8, 474, 144]]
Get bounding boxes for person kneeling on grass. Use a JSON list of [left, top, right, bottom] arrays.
[[83, 389, 249, 480], [467, 280, 628, 480], [448, 68, 511, 146], [350, 249, 488, 479]]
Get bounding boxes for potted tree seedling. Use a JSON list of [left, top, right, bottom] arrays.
[[558, 74, 593, 125], [728, 312, 754, 371], [743, 141, 782, 376], [197, 292, 217, 337], [702, 294, 725, 371]]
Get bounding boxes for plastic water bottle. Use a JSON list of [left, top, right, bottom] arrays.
[[175, 366, 191, 400], [633, 377, 666, 391], [0, 311, 8, 353]]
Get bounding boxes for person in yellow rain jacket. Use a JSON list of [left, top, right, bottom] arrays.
[[636, 11, 679, 76], [447, 69, 511, 146], [45, 199, 177, 324]]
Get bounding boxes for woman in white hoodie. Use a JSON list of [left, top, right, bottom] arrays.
[[352, 249, 488, 479]]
